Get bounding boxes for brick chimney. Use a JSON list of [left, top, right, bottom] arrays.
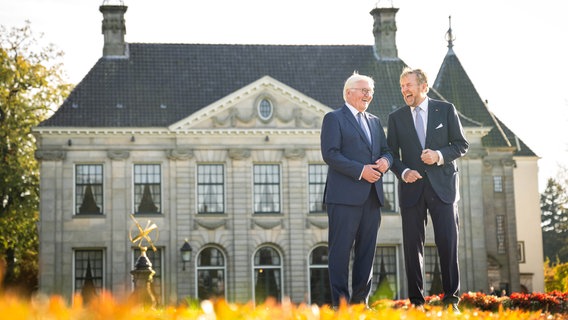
[[369, 7, 399, 60], [99, 2, 128, 57]]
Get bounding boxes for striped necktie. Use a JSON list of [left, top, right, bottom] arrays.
[[357, 112, 371, 143]]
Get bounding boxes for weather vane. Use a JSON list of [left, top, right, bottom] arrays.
[[129, 214, 159, 251]]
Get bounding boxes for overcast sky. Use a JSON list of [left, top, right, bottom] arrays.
[[2, 0, 567, 191]]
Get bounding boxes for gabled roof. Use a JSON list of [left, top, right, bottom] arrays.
[[38, 39, 536, 158], [39, 43, 408, 128], [432, 48, 536, 157]]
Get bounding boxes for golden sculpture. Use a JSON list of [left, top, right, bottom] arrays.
[[129, 214, 159, 251]]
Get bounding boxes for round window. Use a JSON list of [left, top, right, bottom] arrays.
[[258, 99, 273, 121]]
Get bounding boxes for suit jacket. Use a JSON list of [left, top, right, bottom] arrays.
[[321, 105, 393, 206], [387, 98, 468, 207]]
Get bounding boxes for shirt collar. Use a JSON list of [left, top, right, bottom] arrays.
[[411, 98, 429, 113], [346, 103, 362, 117]]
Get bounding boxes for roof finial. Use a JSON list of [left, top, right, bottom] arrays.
[[374, 0, 395, 8], [445, 15, 456, 49]]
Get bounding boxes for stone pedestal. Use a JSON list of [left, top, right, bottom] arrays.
[[130, 247, 156, 309]]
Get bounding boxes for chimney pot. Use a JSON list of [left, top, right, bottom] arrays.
[[100, 3, 128, 57], [370, 7, 399, 60]]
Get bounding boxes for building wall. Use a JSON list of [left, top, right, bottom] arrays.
[[513, 156, 545, 292], [35, 89, 543, 303]]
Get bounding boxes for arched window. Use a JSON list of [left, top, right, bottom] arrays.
[[253, 246, 282, 304], [196, 246, 226, 300], [257, 98, 273, 121], [308, 245, 331, 305]]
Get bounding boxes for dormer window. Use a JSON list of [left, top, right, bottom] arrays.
[[258, 98, 273, 121]]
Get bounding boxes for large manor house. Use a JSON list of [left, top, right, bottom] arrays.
[[32, 2, 543, 305]]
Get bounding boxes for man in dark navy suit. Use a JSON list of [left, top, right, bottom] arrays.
[[321, 72, 393, 308], [387, 67, 468, 312]]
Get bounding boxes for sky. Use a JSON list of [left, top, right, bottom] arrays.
[[2, 0, 567, 191]]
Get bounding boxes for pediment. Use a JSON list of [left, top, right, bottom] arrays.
[[169, 76, 332, 131]]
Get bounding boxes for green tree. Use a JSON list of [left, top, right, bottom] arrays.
[[541, 177, 568, 262], [544, 258, 568, 292], [0, 22, 72, 296]]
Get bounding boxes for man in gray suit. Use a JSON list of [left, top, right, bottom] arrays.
[[321, 72, 393, 308], [387, 67, 468, 312]]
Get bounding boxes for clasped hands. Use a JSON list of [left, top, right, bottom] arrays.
[[362, 157, 389, 183], [403, 149, 439, 183]]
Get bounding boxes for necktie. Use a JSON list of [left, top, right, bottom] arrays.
[[357, 112, 371, 144], [415, 107, 426, 148]]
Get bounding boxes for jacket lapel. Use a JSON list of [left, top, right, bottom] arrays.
[[425, 99, 441, 147]]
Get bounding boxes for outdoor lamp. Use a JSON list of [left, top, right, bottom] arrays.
[[180, 239, 192, 271]]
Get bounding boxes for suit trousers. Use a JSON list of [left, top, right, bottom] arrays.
[[400, 177, 460, 306], [327, 185, 381, 306]]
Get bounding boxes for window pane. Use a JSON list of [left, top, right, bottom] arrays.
[[198, 247, 225, 267], [134, 164, 161, 214], [74, 249, 103, 303], [372, 246, 398, 300], [254, 269, 281, 304], [198, 164, 224, 214], [75, 164, 103, 215], [197, 247, 226, 301], [258, 99, 273, 120], [493, 176, 503, 193], [254, 247, 280, 265], [309, 246, 331, 305], [308, 164, 327, 213], [253, 247, 282, 304], [497, 215, 506, 254], [198, 270, 225, 300], [253, 165, 280, 213], [424, 246, 442, 296], [382, 171, 396, 212]]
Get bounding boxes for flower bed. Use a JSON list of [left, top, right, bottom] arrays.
[[1, 291, 568, 319]]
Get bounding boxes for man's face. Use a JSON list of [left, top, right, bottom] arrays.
[[400, 74, 427, 107], [346, 80, 374, 112]]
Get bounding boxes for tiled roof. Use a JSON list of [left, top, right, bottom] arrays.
[[432, 48, 536, 156], [38, 42, 535, 157], [39, 43, 408, 128]]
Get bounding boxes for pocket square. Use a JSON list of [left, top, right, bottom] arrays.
[[435, 123, 444, 129]]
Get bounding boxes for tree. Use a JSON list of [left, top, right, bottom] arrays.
[[540, 177, 568, 263], [544, 258, 568, 293], [0, 21, 72, 296]]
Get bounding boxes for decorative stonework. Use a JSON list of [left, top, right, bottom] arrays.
[[276, 108, 319, 128], [306, 218, 328, 229], [166, 149, 194, 160], [463, 147, 487, 159], [284, 148, 305, 160], [228, 148, 251, 160], [211, 106, 320, 129], [35, 150, 66, 161], [212, 108, 254, 127], [251, 218, 283, 229], [194, 218, 228, 230], [107, 150, 130, 160], [501, 159, 516, 167]]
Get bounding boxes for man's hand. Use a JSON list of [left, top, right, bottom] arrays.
[[421, 149, 439, 165], [375, 157, 390, 173], [362, 164, 383, 183], [403, 169, 423, 183]]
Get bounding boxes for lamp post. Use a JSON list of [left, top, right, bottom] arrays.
[[180, 239, 193, 271]]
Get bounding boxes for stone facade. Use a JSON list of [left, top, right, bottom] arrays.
[[33, 4, 544, 305]]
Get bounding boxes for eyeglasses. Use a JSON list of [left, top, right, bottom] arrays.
[[350, 88, 374, 95]]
